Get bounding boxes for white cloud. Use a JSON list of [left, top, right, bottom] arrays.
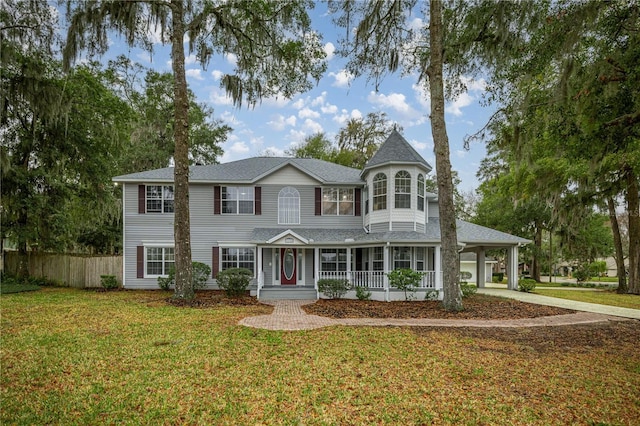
[[220, 111, 241, 126], [302, 118, 323, 134], [321, 104, 338, 114], [288, 129, 307, 144], [185, 69, 204, 80], [455, 149, 467, 158], [298, 107, 320, 119], [211, 70, 224, 81], [292, 98, 306, 110], [311, 92, 326, 107], [229, 141, 250, 154], [461, 76, 487, 92], [408, 17, 424, 32], [367, 91, 415, 115], [260, 94, 290, 108], [328, 69, 354, 88], [209, 87, 234, 106], [410, 139, 429, 151], [332, 108, 362, 126], [262, 146, 285, 157], [268, 114, 297, 131], [323, 42, 336, 61], [185, 54, 198, 65], [412, 83, 431, 110], [226, 53, 238, 66], [445, 92, 473, 116]]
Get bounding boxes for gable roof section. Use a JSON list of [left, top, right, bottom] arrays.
[[362, 129, 432, 175], [113, 157, 363, 185]]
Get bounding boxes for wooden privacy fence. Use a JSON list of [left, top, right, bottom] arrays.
[[3, 252, 122, 288]]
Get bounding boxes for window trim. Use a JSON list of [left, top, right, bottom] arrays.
[[220, 247, 256, 276], [320, 248, 348, 272], [145, 185, 174, 214], [221, 186, 255, 215], [395, 170, 411, 209], [373, 173, 387, 211], [144, 245, 175, 278], [278, 186, 300, 225], [322, 187, 355, 216], [417, 174, 425, 212]]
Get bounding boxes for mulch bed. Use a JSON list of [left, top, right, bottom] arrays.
[[302, 294, 576, 320], [166, 290, 264, 308]]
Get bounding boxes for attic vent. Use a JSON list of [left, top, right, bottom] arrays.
[[285, 237, 294, 244]]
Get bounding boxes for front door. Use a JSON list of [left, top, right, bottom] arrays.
[[280, 247, 297, 285]]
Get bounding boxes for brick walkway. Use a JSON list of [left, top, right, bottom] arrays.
[[238, 299, 626, 331]]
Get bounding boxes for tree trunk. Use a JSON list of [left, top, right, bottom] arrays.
[[626, 168, 640, 294], [532, 226, 542, 282], [170, 0, 194, 300], [429, 0, 462, 311], [608, 196, 628, 293]]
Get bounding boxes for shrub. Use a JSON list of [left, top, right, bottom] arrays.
[[518, 278, 537, 292], [573, 266, 591, 283], [192, 262, 211, 290], [157, 261, 212, 291], [216, 268, 252, 297], [355, 285, 372, 301], [460, 281, 477, 298], [100, 275, 119, 290], [492, 272, 504, 283], [318, 279, 350, 299], [387, 269, 423, 301], [425, 289, 439, 301]]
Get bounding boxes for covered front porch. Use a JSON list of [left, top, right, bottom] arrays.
[[252, 229, 443, 301]]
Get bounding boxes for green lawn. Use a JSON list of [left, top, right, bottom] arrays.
[[2, 288, 639, 425], [535, 288, 640, 309]]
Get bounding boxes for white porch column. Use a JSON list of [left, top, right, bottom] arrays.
[[507, 245, 519, 290], [435, 245, 442, 293], [346, 247, 352, 285], [476, 248, 486, 288], [257, 247, 263, 287], [383, 244, 390, 302], [314, 248, 319, 291]]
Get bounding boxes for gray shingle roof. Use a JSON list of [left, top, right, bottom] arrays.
[[113, 157, 363, 185], [362, 130, 432, 174], [251, 219, 529, 246]]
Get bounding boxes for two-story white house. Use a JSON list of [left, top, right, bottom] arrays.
[[113, 131, 528, 300]]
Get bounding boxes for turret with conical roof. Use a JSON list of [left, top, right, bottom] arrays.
[[361, 130, 432, 234]]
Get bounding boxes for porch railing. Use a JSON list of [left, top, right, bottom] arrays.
[[318, 271, 437, 290]]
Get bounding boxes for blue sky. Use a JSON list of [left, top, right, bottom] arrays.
[[79, 3, 496, 192]]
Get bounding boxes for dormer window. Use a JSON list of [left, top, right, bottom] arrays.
[[417, 174, 425, 212], [395, 171, 411, 208], [373, 173, 387, 211]]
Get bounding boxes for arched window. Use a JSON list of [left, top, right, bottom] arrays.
[[417, 174, 425, 212], [395, 171, 411, 208], [372, 173, 387, 211], [278, 187, 300, 224]]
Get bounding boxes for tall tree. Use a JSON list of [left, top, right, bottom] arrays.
[[64, 0, 326, 300], [336, 112, 401, 169]]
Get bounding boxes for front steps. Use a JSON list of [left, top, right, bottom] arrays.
[[258, 286, 318, 300]]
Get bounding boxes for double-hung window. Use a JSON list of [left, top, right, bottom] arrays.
[[222, 187, 254, 214], [417, 174, 425, 212], [395, 171, 411, 208], [393, 247, 411, 270], [321, 249, 347, 272], [146, 185, 174, 213], [373, 173, 387, 211], [322, 188, 354, 215], [146, 247, 175, 276], [221, 248, 255, 274]]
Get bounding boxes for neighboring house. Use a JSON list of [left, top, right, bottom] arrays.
[[113, 130, 529, 300]]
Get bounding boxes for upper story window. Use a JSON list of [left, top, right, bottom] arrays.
[[146, 185, 174, 213], [278, 186, 300, 225], [395, 171, 411, 209], [417, 174, 425, 212], [222, 187, 254, 214], [373, 173, 387, 211], [322, 188, 354, 215], [364, 187, 369, 215]]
